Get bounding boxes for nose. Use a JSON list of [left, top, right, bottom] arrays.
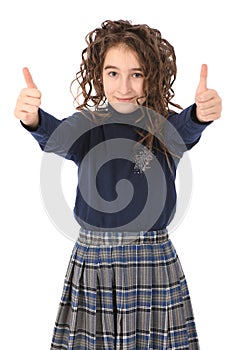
[[118, 76, 132, 95]]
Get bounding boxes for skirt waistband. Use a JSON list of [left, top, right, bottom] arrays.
[[78, 228, 168, 246]]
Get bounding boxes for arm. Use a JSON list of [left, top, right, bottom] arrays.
[[21, 108, 86, 162], [14, 68, 66, 156], [14, 68, 79, 161], [163, 64, 222, 155], [164, 104, 210, 155], [21, 108, 64, 152]]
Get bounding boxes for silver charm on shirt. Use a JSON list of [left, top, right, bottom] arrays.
[[133, 146, 153, 174]]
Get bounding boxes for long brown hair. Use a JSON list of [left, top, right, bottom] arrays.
[[71, 19, 182, 161]]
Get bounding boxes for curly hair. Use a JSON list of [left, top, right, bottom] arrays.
[[71, 19, 182, 163]]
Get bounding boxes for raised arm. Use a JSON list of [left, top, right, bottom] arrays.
[[163, 64, 222, 156], [13, 68, 90, 163]]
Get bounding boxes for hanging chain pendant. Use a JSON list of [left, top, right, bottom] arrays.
[[133, 146, 153, 174]]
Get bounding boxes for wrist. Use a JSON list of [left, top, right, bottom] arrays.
[[21, 115, 39, 129], [191, 104, 211, 125], [21, 114, 40, 131]]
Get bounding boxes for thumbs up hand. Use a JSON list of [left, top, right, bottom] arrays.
[[14, 68, 41, 128], [195, 64, 222, 123]]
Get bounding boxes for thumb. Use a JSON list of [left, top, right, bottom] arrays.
[[23, 67, 38, 89], [196, 64, 208, 94]]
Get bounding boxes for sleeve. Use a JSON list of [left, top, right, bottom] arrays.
[[163, 103, 212, 156], [21, 108, 63, 150], [21, 108, 91, 163]]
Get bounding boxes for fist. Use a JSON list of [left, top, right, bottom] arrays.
[[195, 64, 222, 123], [14, 68, 41, 128]]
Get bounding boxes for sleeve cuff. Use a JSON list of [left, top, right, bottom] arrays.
[[20, 110, 41, 132], [191, 104, 212, 126]]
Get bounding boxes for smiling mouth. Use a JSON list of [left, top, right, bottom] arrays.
[[116, 97, 134, 102]]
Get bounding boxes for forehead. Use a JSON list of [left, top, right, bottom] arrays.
[[103, 45, 141, 68]]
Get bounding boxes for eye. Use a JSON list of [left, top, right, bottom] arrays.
[[132, 72, 144, 78], [108, 71, 118, 77]]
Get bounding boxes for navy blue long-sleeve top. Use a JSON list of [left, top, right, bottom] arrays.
[[23, 103, 210, 232]]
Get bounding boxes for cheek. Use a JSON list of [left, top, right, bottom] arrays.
[[102, 79, 114, 97], [141, 80, 146, 93], [137, 83, 145, 97]]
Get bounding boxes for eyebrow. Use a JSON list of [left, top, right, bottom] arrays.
[[104, 65, 143, 71]]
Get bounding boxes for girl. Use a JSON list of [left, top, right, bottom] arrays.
[[14, 20, 221, 349]]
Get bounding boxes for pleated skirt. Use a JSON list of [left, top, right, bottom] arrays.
[[51, 229, 200, 349]]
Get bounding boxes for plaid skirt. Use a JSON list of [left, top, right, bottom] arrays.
[[51, 229, 200, 350]]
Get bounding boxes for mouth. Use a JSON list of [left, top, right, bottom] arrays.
[[116, 97, 135, 103]]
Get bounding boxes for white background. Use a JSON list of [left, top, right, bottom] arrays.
[[0, 0, 232, 349]]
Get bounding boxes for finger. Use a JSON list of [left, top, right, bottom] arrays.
[[25, 104, 39, 114], [197, 105, 217, 117], [198, 99, 218, 112], [196, 96, 222, 121], [196, 64, 208, 94], [196, 89, 218, 103], [20, 87, 41, 98], [19, 95, 41, 107], [18, 98, 41, 111], [16, 103, 39, 115], [23, 67, 37, 89]]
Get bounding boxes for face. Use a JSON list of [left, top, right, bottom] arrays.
[[102, 45, 146, 113]]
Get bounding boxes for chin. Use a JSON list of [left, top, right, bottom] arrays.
[[110, 102, 138, 114]]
